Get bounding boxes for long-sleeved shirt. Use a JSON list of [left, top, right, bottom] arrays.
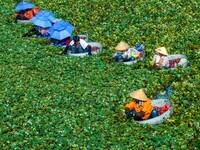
[[153, 54, 169, 67], [125, 99, 153, 120]]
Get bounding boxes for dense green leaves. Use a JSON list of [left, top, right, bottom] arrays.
[[0, 0, 199, 149]]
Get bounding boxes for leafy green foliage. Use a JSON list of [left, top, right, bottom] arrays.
[[0, 0, 199, 149]]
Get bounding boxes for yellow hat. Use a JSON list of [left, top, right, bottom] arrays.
[[155, 47, 168, 56], [115, 42, 130, 51], [130, 89, 148, 101]]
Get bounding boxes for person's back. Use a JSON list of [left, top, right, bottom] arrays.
[[125, 89, 157, 120], [15, 9, 34, 20], [63, 35, 92, 55], [14, 8, 41, 22], [112, 42, 130, 62]]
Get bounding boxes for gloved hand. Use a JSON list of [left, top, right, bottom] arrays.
[[134, 111, 145, 120]]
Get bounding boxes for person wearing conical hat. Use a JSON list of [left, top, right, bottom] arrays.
[[112, 42, 145, 62], [152, 47, 169, 69], [112, 41, 131, 62], [124, 89, 158, 120]]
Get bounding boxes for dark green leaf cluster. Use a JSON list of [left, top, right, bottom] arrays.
[[0, 0, 199, 149]]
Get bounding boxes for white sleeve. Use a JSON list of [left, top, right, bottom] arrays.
[[69, 40, 74, 46], [162, 57, 169, 67], [127, 49, 132, 58], [153, 55, 159, 63], [80, 39, 89, 49]]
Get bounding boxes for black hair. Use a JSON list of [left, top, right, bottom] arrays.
[[73, 36, 80, 42]]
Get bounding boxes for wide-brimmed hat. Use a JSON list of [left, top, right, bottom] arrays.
[[130, 89, 148, 101], [155, 47, 168, 56], [115, 42, 130, 51]]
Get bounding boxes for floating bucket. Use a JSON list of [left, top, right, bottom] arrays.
[[135, 99, 173, 125], [167, 54, 188, 68], [88, 42, 103, 54]]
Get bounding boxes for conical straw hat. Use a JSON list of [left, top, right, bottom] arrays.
[[115, 42, 130, 51], [155, 47, 168, 56], [130, 89, 148, 101]]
